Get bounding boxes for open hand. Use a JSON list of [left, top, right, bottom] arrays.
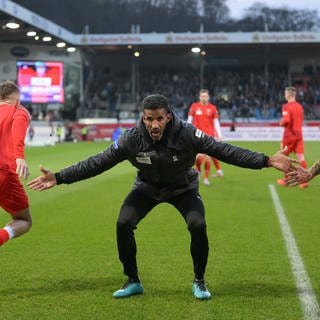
[[285, 167, 312, 186], [27, 165, 57, 191], [16, 158, 30, 179], [268, 146, 300, 172]]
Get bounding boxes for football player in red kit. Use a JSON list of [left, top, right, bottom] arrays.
[[0, 80, 32, 246], [278, 86, 308, 188], [188, 89, 223, 185]]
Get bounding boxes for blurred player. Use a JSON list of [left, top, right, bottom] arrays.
[[188, 89, 223, 185], [28, 125, 35, 143], [277, 86, 308, 188], [0, 80, 32, 247], [56, 124, 63, 144], [46, 111, 55, 137]]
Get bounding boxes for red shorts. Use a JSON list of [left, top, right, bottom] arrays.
[[0, 170, 29, 215], [282, 138, 304, 155]]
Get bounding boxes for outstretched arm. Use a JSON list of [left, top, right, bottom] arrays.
[[27, 165, 57, 191], [286, 160, 320, 186]]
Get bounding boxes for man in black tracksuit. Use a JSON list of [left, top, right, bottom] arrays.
[[27, 94, 297, 300]]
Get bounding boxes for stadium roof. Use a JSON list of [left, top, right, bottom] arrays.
[[0, 0, 75, 47], [0, 10, 35, 44], [1, 0, 320, 52]]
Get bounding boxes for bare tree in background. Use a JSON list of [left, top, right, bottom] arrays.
[[13, 0, 320, 33], [235, 2, 320, 32]]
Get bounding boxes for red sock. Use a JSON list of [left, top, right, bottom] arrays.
[[296, 154, 307, 169], [212, 157, 221, 170], [204, 157, 211, 179], [0, 229, 10, 246], [301, 160, 307, 169]]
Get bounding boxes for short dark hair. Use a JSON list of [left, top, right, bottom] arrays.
[[142, 94, 170, 112], [0, 80, 19, 100]]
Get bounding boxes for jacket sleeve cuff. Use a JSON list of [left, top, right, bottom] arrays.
[[263, 156, 270, 168], [55, 172, 63, 185]]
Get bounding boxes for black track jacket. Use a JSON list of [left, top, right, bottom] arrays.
[[55, 112, 269, 201]]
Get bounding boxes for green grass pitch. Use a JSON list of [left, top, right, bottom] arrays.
[[0, 140, 319, 320]]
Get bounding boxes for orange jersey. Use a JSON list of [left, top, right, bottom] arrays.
[[280, 101, 304, 140], [188, 102, 219, 136], [0, 103, 30, 172]]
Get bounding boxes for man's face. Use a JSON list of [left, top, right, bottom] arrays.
[[199, 92, 209, 105], [284, 90, 289, 101], [285, 89, 295, 101], [143, 108, 171, 141]]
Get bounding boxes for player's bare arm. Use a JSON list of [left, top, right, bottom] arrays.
[[27, 165, 57, 191], [286, 160, 320, 186], [308, 160, 320, 178]]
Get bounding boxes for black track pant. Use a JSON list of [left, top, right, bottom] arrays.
[[116, 188, 209, 281]]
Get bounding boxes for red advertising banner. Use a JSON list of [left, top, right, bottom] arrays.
[[70, 120, 320, 141]]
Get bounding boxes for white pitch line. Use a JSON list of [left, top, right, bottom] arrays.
[[269, 184, 320, 320]]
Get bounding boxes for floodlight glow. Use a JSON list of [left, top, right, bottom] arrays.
[[191, 47, 201, 53], [34, 36, 40, 40], [67, 47, 76, 52], [56, 42, 66, 48], [27, 31, 37, 37], [43, 36, 52, 42], [134, 51, 140, 57], [6, 22, 20, 29]]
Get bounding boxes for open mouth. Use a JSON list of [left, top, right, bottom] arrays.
[[151, 130, 161, 138]]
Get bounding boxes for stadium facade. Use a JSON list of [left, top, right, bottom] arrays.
[[1, 0, 320, 143]]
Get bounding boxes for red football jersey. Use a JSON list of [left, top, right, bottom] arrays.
[[0, 103, 30, 172], [188, 102, 219, 136], [280, 101, 304, 140]]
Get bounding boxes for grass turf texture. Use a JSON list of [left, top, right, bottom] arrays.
[[0, 141, 319, 319]]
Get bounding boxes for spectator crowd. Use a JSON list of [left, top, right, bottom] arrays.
[[77, 65, 320, 121]]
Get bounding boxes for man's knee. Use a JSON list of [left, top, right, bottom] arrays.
[[117, 206, 137, 231], [117, 218, 134, 231], [187, 212, 206, 232]]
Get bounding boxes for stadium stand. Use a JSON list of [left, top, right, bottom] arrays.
[[1, 0, 320, 144]]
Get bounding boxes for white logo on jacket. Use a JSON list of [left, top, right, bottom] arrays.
[[136, 156, 152, 164], [195, 129, 204, 138]]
